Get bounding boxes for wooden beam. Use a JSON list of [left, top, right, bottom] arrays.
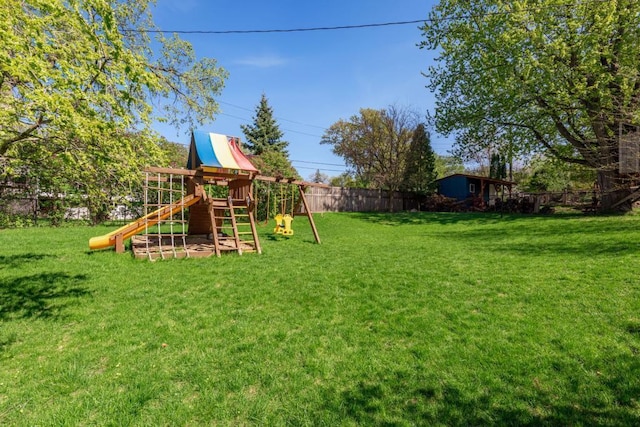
[[144, 166, 197, 176], [609, 187, 640, 210], [255, 175, 330, 189], [298, 185, 321, 244]]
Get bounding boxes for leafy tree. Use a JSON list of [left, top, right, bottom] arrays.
[[321, 106, 418, 191], [403, 123, 437, 194], [308, 169, 329, 185], [157, 137, 189, 169], [249, 151, 299, 222], [489, 153, 507, 180], [241, 94, 289, 155], [521, 156, 596, 192], [0, 0, 227, 223], [329, 172, 359, 188], [434, 154, 465, 179], [250, 151, 298, 180], [422, 0, 640, 210]]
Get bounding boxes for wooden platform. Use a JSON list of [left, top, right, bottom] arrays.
[[131, 234, 257, 260]]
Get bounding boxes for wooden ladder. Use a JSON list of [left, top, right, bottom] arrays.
[[207, 196, 261, 256]]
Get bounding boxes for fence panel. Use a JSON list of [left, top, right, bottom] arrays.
[[302, 187, 417, 213]]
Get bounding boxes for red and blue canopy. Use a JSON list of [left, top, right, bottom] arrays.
[[187, 131, 258, 172]]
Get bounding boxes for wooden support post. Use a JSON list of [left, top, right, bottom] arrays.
[[298, 185, 321, 244], [114, 233, 124, 254], [207, 201, 221, 257], [247, 196, 262, 254], [227, 196, 243, 255]]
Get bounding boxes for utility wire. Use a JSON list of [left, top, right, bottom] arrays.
[[219, 100, 328, 130], [125, 1, 607, 36], [127, 20, 426, 35], [295, 165, 345, 173], [218, 111, 323, 138], [292, 159, 346, 167]]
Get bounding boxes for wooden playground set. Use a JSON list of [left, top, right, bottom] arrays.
[[88, 131, 323, 260]]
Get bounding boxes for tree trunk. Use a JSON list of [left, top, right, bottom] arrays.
[[597, 169, 634, 212]]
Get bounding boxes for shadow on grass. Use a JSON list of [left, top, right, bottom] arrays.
[[0, 272, 91, 321], [350, 211, 638, 257], [328, 361, 640, 425], [351, 210, 629, 228], [0, 253, 54, 270], [351, 211, 555, 226]]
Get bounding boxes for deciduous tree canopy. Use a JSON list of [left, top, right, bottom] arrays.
[[0, 0, 227, 222], [422, 0, 640, 210], [321, 106, 421, 194]]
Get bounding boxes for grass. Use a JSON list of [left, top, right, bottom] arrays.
[[1, 211, 639, 425]]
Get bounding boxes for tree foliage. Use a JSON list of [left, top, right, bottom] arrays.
[[250, 151, 298, 180], [329, 172, 359, 188], [308, 169, 330, 185], [434, 154, 465, 179], [321, 106, 422, 193], [489, 153, 507, 180], [157, 137, 189, 169], [403, 123, 437, 194], [521, 156, 596, 192], [0, 0, 227, 222], [241, 94, 289, 155], [422, 0, 640, 210]]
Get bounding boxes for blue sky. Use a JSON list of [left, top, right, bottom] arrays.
[[150, 0, 447, 178]]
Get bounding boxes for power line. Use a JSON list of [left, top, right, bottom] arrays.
[[218, 111, 323, 138], [126, 19, 426, 35], [295, 165, 345, 173], [124, 1, 606, 36], [292, 159, 346, 167], [219, 100, 327, 130]]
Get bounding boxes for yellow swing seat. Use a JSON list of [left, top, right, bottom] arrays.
[[273, 213, 294, 236]]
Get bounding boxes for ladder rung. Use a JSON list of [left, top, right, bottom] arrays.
[[236, 232, 254, 235]]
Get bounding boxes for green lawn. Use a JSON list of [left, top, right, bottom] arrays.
[[1, 212, 639, 425]]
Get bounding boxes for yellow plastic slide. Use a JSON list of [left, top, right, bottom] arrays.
[[89, 194, 201, 250]]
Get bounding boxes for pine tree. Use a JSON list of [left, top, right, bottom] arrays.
[[241, 94, 289, 155], [489, 153, 507, 180], [403, 124, 437, 194]]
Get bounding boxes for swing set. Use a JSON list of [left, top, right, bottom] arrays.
[[256, 175, 323, 242]]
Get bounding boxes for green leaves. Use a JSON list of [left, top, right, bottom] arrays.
[[423, 0, 640, 208], [321, 106, 426, 194], [0, 0, 227, 221]]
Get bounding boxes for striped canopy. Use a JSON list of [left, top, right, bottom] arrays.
[[186, 130, 258, 172]]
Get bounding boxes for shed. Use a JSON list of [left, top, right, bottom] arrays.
[[436, 174, 515, 205]]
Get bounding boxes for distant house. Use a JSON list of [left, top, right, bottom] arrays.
[[436, 174, 516, 205]]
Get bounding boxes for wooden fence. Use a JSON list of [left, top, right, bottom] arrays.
[[301, 186, 419, 213], [518, 190, 595, 206]]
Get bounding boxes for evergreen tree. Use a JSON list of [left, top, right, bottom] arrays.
[[241, 95, 296, 221], [403, 124, 437, 194], [309, 169, 329, 184], [241, 94, 289, 155], [489, 153, 507, 180]]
